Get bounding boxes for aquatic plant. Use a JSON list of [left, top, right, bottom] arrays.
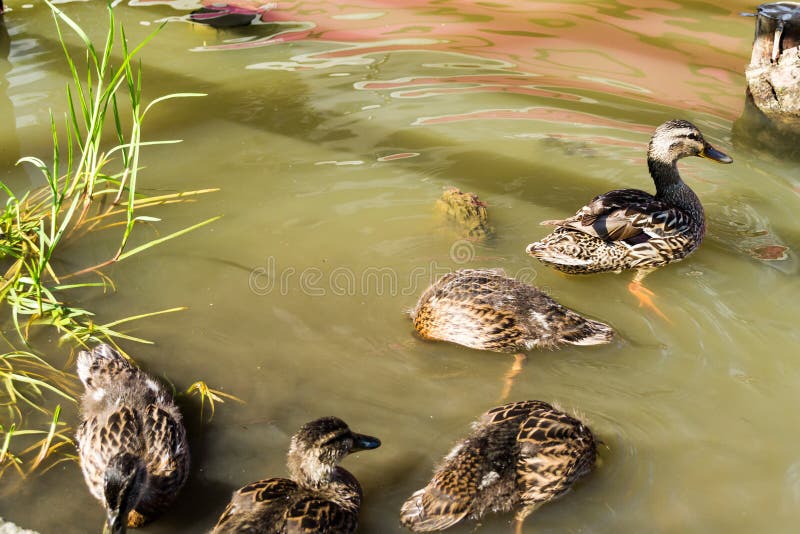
[[0, 351, 76, 483], [185, 380, 244, 422], [0, 2, 222, 479]]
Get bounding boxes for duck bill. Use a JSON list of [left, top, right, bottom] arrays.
[[350, 432, 381, 452], [700, 143, 733, 164], [104, 508, 126, 534], [103, 508, 128, 534]]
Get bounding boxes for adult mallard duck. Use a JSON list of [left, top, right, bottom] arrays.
[[75, 344, 190, 534], [526, 119, 732, 320], [400, 400, 597, 533], [212, 417, 381, 534]]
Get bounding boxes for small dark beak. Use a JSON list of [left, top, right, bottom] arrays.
[[350, 432, 381, 452], [104, 509, 126, 534], [700, 142, 733, 164]]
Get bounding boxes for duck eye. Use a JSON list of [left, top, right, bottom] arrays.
[[320, 435, 339, 447]]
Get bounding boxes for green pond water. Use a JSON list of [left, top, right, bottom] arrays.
[[1, 1, 799, 532]]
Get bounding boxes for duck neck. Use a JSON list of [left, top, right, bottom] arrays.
[[648, 159, 703, 219], [287, 450, 334, 489]]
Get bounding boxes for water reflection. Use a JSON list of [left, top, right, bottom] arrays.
[[0, 14, 20, 177], [189, 3, 265, 28], [707, 199, 795, 272], [158, 0, 750, 120]]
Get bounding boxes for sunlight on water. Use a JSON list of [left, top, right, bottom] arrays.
[[1, 0, 798, 532]]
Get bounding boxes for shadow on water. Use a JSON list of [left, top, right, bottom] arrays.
[[733, 91, 800, 160], [158, 394, 239, 532]]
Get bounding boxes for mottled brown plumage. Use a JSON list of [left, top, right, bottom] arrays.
[[411, 269, 613, 351], [213, 417, 380, 534], [75, 344, 189, 534], [400, 400, 597, 532], [527, 119, 733, 279]]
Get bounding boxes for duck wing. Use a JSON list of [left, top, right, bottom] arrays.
[[515, 404, 596, 504], [76, 405, 142, 501], [214, 478, 300, 533], [132, 403, 189, 519], [142, 404, 188, 475], [285, 496, 357, 533], [544, 189, 691, 243]]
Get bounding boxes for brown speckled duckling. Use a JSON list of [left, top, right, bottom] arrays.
[[75, 344, 189, 534], [213, 417, 381, 534], [400, 401, 597, 533], [411, 269, 613, 352], [527, 119, 732, 320], [436, 187, 493, 241]]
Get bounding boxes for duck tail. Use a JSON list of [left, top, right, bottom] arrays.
[[399, 488, 429, 531], [400, 486, 468, 532], [560, 317, 614, 346], [526, 240, 595, 268], [77, 344, 131, 388], [400, 442, 480, 532]]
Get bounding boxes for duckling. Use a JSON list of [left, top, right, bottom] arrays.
[[411, 269, 613, 352], [75, 344, 189, 534], [400, 400, 597, 533], [436, 187, 494, 241], [212, 417, 381, 534], [526, 119, 732, 320], [412, 269, 613, 400]]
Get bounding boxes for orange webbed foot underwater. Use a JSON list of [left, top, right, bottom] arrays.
[[627, 280, 672, 324]]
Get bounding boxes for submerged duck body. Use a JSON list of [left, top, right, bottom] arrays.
[[75, 344, 189, 533], [436, 187, 493, 241], [213, 417, 380, 534], [400, 400, 597, 532], [411, 269, 613, 351], [527, 120, 732, 277]]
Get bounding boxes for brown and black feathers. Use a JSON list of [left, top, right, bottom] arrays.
[[75, 344, 189, 532], [527, 119, 732, 275], [213, 417, 380, 534], [410, 269, 613, 351], [400, 401, 597, 531]]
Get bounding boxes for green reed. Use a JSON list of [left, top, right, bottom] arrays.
[[0, 2, 223, 479]]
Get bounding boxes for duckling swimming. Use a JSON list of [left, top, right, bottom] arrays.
[[436, 187, 494, 241], [411, 269, 613, 352], [400, 400, 597, 533], [526, 119, 732, 320], [212, 417, 380, 534], [75, 344, 189, 534]]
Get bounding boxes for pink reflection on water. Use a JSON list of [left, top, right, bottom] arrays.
[[145, 0, 750, 119], [413, 107, 654, 132], [193, 24, 313, 51], [355, 75, 584, 101], [376, 152, 420, 161]]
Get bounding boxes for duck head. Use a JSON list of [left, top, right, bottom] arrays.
[[648, 119, 733, 166], [286, 417, 381, 487], [102, 453, 147, 534]]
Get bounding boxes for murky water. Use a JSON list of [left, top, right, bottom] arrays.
[[1, 1, 799, 532]]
